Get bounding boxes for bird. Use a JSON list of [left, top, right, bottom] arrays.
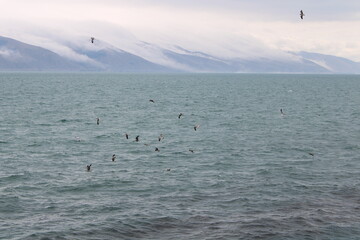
[[189, 149, 195, 153], [90, 37, 95, 43], [300, 10, 305, 19], [158, 134, 164, 141], [96, 118, 100, 125], [155, 147, 160, 152], [280, 109, 285, 115], [178, 113, 183, 119], [135, 135, 140, 142], [194, 124, 200, 131], [125, 133, 129, 139], [112, 154, 116, 162], [86, 164, 92, 171], [166, 168, 171, 171], [149, 99, 155, 103], [308, 152, 314, 157]]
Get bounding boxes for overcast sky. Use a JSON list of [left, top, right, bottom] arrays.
[[0, 0, 360, 61]]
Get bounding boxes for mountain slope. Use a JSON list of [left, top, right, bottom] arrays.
[[72, 41, 176, 72], [296, 51, 360, 74], [1, 35, 360, 73], [0, 36, 91, 71]]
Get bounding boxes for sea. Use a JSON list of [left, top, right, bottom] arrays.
[[0, 73, 359, 240]]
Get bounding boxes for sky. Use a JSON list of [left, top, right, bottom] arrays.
[[0, 0, 360, 62]]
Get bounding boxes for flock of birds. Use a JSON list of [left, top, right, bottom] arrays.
[[86, 99, 199, 172], [85, 10, 308, 171]]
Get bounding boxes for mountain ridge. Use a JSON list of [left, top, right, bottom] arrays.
[[0, 35, 359, 73]]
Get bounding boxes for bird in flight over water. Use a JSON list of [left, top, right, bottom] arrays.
[[149, 99, 155, 103], [90, 37, 95, 43], [300, 10, 305, 19]]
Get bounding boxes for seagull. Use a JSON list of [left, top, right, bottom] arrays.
[[280, 109, 285, 116], [178, 113, 183, 119], [90, 37, 95, 43], [125, 133, 129, 139], [155, 147, 160, 152], [300, 10, 305, 19], [86, 164, 92, 171], [149, 99, 155, 103], [96, 118, 100, 125], [194, 124, 200, 131], [189, 149, 194, 153], [112, 154, 116, 162], [158, 134, 164, 141], [135, 135, 140, 142], [166, 168, 171, 171], [308, 152, 314, 157]]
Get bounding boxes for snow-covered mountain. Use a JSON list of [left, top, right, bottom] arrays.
[[1, 35, 359, 73]]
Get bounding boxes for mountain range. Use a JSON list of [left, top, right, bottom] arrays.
[[0, 35, 359, 73]]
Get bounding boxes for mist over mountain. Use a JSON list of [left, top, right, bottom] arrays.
[[0, 35, 359, 73]]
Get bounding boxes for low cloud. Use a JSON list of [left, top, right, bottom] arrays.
[[0, 47, 24, 61]]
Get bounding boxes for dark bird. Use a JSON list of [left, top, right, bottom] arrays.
[[155, 147, 160, 152], [112, 154, 116, 162], [135, 135, 140, 142], [149, 99, 155, 103], [300, 10, 305, 19], [86, 164, 92, 171], [280, 109, 284, 115], [178, 113, 183, 119], [125, 133, 129, 139], [194, 124, 200, 131], [308, 152, 314, 157], [96, 118, 100, 125], [166, 168, 171, 171], [189, 149, 194, 153], [90, 37, 95, 43]]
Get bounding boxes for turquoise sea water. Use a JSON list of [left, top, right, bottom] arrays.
[[1, 73, 360, 240]]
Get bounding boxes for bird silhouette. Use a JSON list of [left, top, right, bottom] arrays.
[[300, 10, 305, 19]]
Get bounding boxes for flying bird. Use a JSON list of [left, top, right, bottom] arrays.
[[135, 135, 140, 142], [189, 149, 195, 153], [155, 147, 160, 152], [149, 99, 155, 103], [86, 164, 92, 171], [194, 124, 200, 131], [125, 133, 129, 139], [96, 118, 100, 125], [90, 37, 95, 43], [178, 113, 183, 119], [300, 10, 305, 19], [158, 134, 164, 141], [112, 154, 116, 162]]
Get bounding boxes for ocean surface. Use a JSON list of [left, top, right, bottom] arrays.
[[1, 73, 360, 240]]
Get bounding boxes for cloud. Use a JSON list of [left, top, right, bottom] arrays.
[[0, 0, 359, 61], [0, 47, 24, 61]]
